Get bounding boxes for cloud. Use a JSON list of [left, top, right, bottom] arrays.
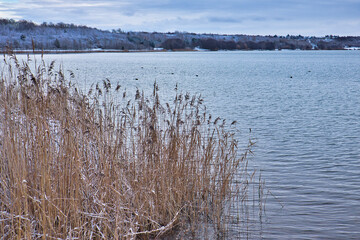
[[208, 16, 243, 23], [0, 0, 359, 35]]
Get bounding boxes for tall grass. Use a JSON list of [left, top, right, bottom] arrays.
[[0, 54, 256, 239]]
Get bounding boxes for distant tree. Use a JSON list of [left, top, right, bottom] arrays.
[[317, 41, 343, 50], [191, 38, 200, 48], [317, 41, 328, 50], [236, 41, 247, 50], [54, 39, 60, 48], [199, 38, 219, 51], [263, 41, 275, 50], [161, 38, 185, 50], [0, 19, 11, 25], [20, 34, 26, 41], [56, 22, 67, 28], [13, 40, 20, 49], [282, 43, 296, 50], [17, 20, 36, 31], [219, 40, 237, 50], [300, 44, 312, 50], [72, 39, 79, 50], [246, 41, 259, 50], [34, 41, 44, 50]]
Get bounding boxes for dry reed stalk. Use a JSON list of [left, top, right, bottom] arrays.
[[0, 53, 257, 239]]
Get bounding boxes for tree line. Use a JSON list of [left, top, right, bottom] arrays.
[[1, 18, 359, 51]]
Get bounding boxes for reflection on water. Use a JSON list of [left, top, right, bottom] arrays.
[[17, 51, 360, 239]]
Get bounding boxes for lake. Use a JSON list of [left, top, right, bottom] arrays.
[[33, 51, 360, 239]]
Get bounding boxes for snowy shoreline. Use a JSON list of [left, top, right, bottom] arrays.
[[2, 48, 358, 55], [0, 48, 201, 54]]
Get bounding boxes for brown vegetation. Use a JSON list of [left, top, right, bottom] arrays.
[[0, 54, 257, 239], [161, 38, 186, 50]]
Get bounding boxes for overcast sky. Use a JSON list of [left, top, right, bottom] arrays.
[[0, 0, 359, 36]]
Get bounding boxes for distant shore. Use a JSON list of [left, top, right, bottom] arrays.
[[0, 48, 200, 54], [2, 19, 360, 53], [1, 48, 358, 55], [0, 49, 184, 54]]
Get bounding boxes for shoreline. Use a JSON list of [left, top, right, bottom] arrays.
[[1, 48, 358, 55], [0, 49, 197, 54]]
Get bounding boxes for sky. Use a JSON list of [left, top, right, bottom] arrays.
[[0, 0, 359, 36]]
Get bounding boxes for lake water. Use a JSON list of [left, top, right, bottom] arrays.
[[34, 51, 360, 239]]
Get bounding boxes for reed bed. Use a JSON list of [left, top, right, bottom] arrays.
[[0, 54, 256, 239]]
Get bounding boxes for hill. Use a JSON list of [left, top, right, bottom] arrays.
[[1, 19, 360, 51]]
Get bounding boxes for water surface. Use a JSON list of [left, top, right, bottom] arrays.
[[36, 51, 360, 239]]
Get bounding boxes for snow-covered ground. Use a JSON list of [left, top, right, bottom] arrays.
[[344, 46, 360, 50]]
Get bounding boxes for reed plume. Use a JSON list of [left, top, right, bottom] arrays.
[[0, 54, 256, 239]]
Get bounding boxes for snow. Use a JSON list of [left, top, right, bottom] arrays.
[[344, 46, 360, 50]]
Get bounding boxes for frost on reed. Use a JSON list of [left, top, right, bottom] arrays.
[[0, 54, 256, 239]]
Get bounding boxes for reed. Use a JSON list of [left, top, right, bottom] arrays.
[[0, 54, 256, 239]]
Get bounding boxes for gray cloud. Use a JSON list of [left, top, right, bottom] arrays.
[[208, 16, 243, 23], [0, 0, 359, 35]]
